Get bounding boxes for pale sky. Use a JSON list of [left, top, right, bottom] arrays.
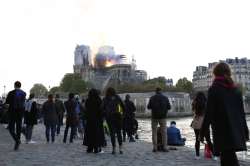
[[1, 0, 250, 95]]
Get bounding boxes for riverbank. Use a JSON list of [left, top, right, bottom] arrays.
[[1, 120, 250, 166]]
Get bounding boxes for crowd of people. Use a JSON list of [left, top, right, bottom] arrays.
[[0, 62, 249, 166]]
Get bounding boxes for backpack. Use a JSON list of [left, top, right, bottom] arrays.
[[13, 90, 26, 110], [106, 96, 123, 116]]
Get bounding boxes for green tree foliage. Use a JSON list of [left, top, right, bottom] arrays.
[[175, 77, 193, 93], [60, 73, 87, 93], [30, 83, 48, 97], [49, 86, 61, 94]]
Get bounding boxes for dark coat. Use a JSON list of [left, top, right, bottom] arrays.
[[147, 93, 171, 119], [124, 99, 136, 119], [123, 99, 136, 131], [64, 99, 78, 126], [5, 89, 26, 112], [42, 100, 58, 126], [5, 89, 26, 121], [102, 95, 125, 119], [201, 80, 249, 153], [84, 96, 104, 147], [24, 101, 38, 125], [55, 99, 65, 117]]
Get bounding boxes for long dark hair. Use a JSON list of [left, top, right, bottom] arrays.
[[105, 87, 116, 98], [213, 62, 234, 85], [192, 91, 207, 116]]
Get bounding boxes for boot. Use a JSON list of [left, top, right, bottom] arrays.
[[112, 146, 116, 155], [119, 145, 123, 154]]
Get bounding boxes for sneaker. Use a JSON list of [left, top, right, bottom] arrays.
[[213, 156, 218, 161], [195, 156, 200, 160], [99, 150, 105, 154], [119, 150, 123, 154], [28, 140, 36, 144]]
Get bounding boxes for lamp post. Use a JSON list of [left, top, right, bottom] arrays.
[[3, 85, 6, 98]]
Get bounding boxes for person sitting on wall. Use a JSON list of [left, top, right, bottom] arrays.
[[157, 121, 186, 150], [167, 121, 186, 146]]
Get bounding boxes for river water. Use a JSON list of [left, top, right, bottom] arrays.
[[137, 116, 250, 149]]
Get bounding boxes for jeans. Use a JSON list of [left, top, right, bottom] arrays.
[[63, 125, 76, 143], [107, 117, 123, 148], [8, 112, 23, 143], [45, 124, 56, 142], [152, 118, 167, 150], [56, 115, 64, 135], [26, 125, 33, 141]]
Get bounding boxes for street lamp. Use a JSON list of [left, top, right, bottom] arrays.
[[3, 85, 6, 97]]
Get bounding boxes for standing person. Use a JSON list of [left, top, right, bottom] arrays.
[[42, 94, 58, 143], [75, 95, 83, 139], [55, 94, 65, 136], [102, 87, 125, 154], [200, 62, 249, 166], [147, 87, 171, 152], [5, 81, 26, 150], [123, 94, 136, 142], [84, 89, 104, 153], [191, 91, 215, 160], [63, 93, 78, 143], [24, 93, 38, 144]]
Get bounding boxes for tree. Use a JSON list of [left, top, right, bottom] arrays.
[[30, 83, 48, 97], [70, 79, 87, 94], [175, 77, 193, 93], [49, 86, 61, 94], [60, 73, 88, 93]]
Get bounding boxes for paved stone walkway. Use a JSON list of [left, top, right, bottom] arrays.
[[0, 124, 249, 166]]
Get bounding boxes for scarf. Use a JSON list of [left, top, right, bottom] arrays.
[[212, 76, 236, 89]]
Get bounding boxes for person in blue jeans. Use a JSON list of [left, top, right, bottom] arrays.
[[167, 121, 186, 146], [42, 94, 58, 143]]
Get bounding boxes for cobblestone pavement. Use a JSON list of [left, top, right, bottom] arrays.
[[0, 124, 249, 166]]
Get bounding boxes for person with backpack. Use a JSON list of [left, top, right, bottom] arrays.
[[24, 93, 38, 144], [5, 81, 26, 150], [55, 94, 65, 136], [102, 87, 125, 154], [63, 93, 78, 143], [42, 94, 58, 143], [147, 87, 171, 152]]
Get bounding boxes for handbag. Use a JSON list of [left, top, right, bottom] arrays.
[[204, 143, 212, 159]]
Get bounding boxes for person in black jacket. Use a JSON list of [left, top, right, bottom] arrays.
[[200, 62, 249, 166], [5, 81, 26, 150], [123, 94, 136, 142], [84, 89, 104, 153], [63, 93, 78, 143], [102, 87, 125, 154], [24, 93, 38, 144], [147, 87, 171, 152], [55, 94, 65, 136], [42, 94, 58, 143]]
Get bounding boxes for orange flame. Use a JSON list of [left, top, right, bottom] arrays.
[[105, 61, 114, 67]]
